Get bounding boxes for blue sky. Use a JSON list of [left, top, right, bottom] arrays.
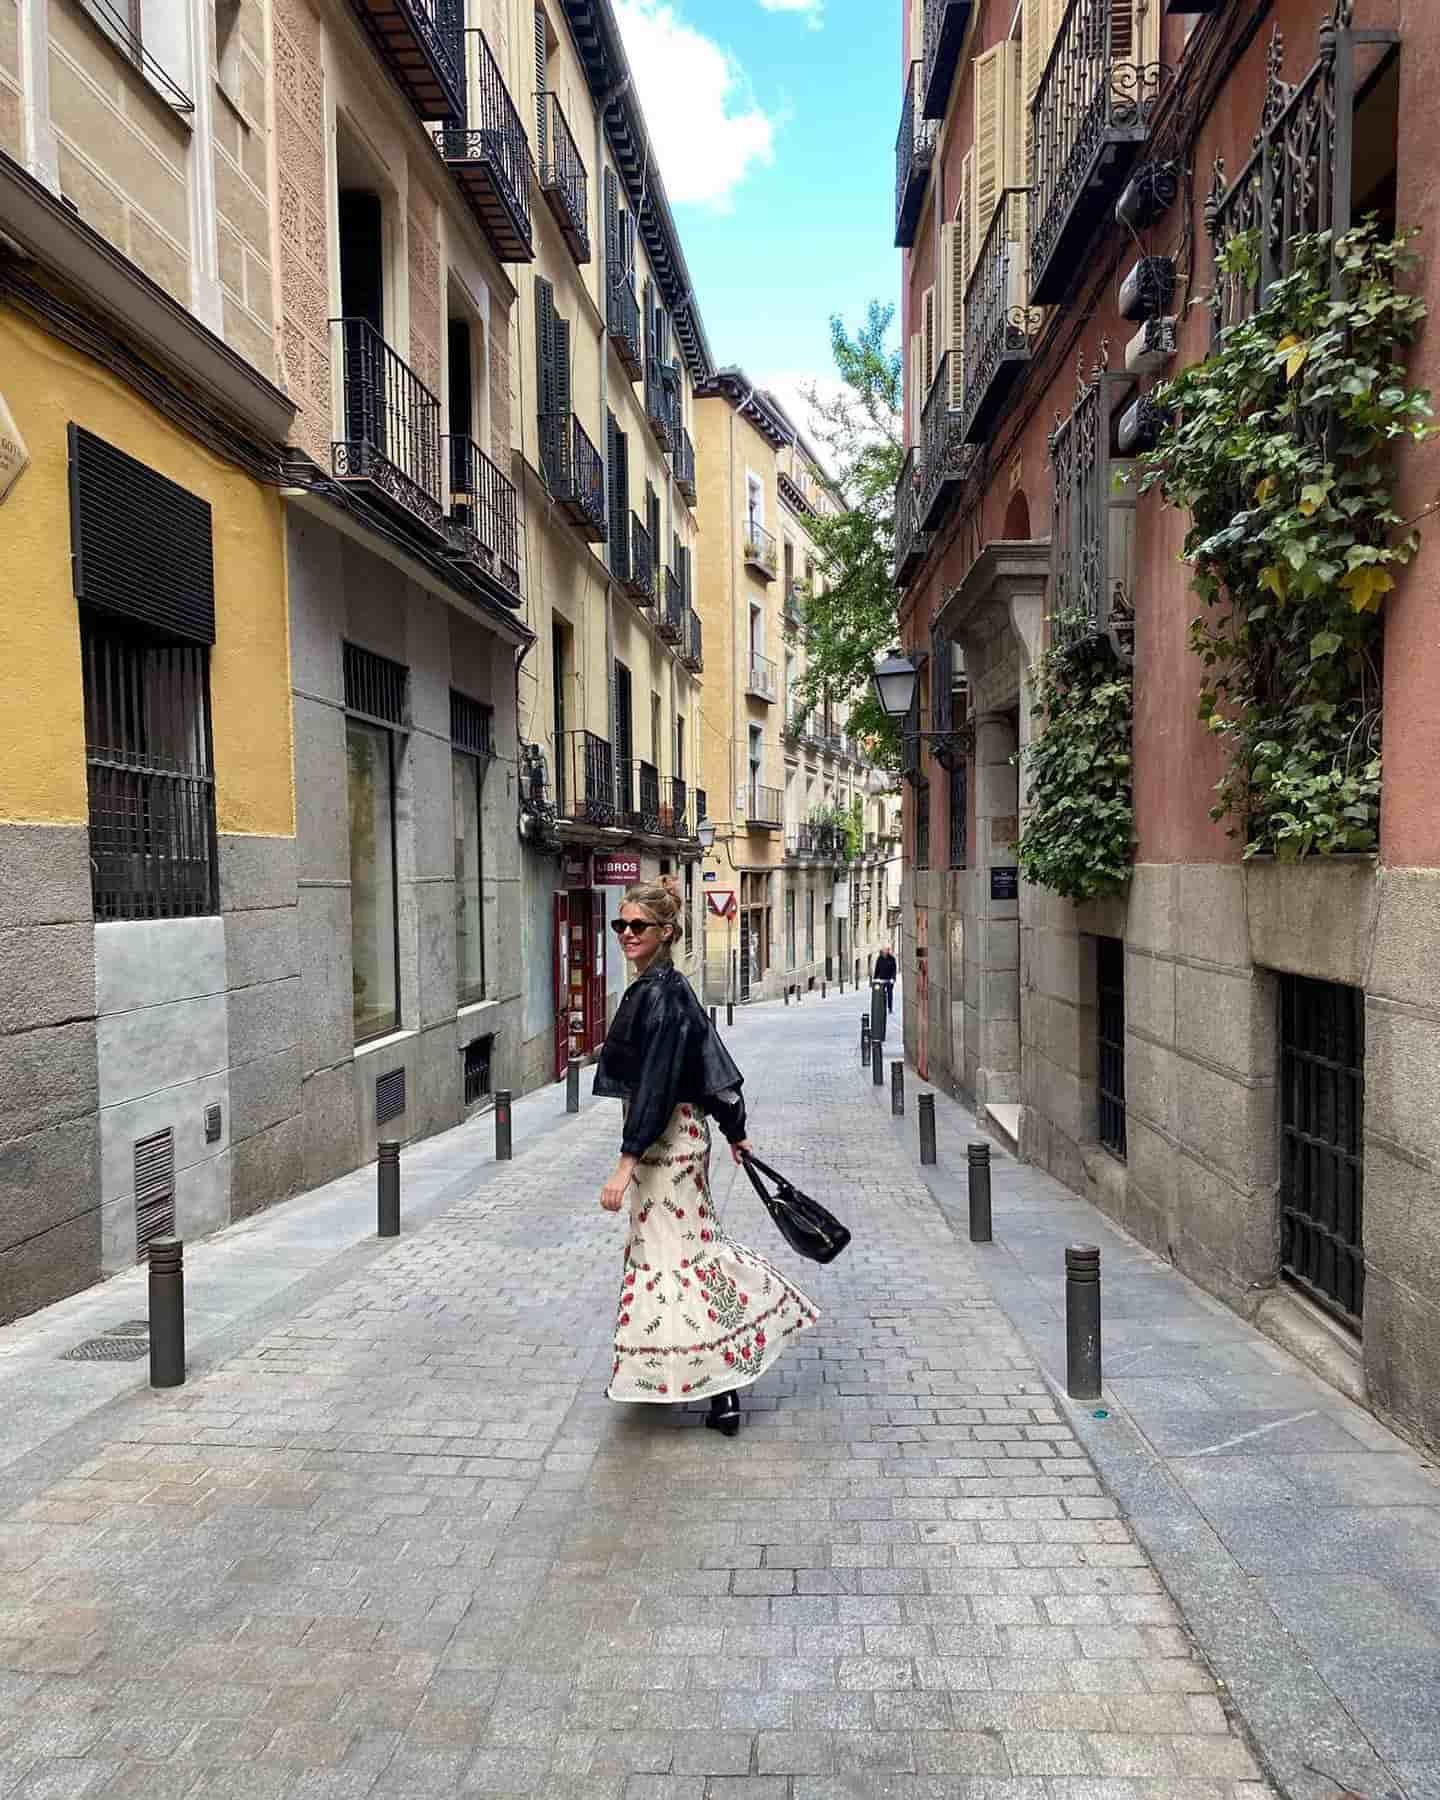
[[612, 0, 900, 424]]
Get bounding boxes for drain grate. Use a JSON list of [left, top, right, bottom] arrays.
[[63, 1335, 150, 1362], [102, 1319, 150, 1337]]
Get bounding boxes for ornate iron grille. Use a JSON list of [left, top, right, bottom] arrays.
[[82, 623, 218, 922], [1280, 973, 1365, 1330], [345, 642, 408, 725], [645, 357, 678, 447], [915, 779, 930, 870], [963, 189, 1036, 444], [463, 1035, 493, 1105], [1030, 0, 1168, 305], [1097, 936, 1127, 1159], [895, 57, 937, 248], [1049, 354, 1136, 646], [660, 567, 685, 642], [450, 690, 493, 758], [919, 353, 973, 530], [438, 29, 533, 262], [673, 426, 697, 504], [332, 318, 445, 536], [538, 412, 607, 541], [743, 518, 779, 578], [636, 761, 663, 833], [348, 0, 464, 121], [681, 608, 703, 673], [539, 91, 590, 261], [607, 273, 643, 376], [1205, 8, 1385, 332], [445, 435, 521, 598], [948, 761, 967, 869], [559, 730, 616, 827], [624, 513, 655, 603], [894, 446, 930, 587]]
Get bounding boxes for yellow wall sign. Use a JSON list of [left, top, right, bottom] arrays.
[[0, 392, 29, 504]]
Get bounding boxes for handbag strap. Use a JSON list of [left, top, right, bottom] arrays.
[[741, 1150, 787, 1190]]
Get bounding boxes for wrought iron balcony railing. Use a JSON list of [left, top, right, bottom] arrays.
[[673, 425, 696, 504], [659, 567, 685, 643], [786, 824, 816, 859], [350, 0, 464, 124], [921, 0, 974, 118], [555, 729, 616, 827], [443, 434, 521, 604], [681, 609, 703, 673], [619, 511, 654, 605], [645, 357, 678, 448], [539, 91, 590, 262], [666, 776, 692, 838], [747, 651, 777, 703], [918, 352, 973, 531], [895, 58, 937, 248], [1030, 0, 1168, 306], [607, 273, 643, 379], [1050, 356, 1137, 655], [438, 30, 533, 262], [962, 188, 1037, 445], [331, 317, 446, 539], [743, 518, 778, 580], [538, 411, 606, 542], [894, 446, 929, 588], [748, 784, 783, 829], [618, 758, 663, 834]]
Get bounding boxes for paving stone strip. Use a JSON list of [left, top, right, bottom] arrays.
[[0, 1002, 1272, 1799]]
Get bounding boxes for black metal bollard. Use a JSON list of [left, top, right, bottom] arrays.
[[1066, 1244, 1103, 1400], [785, 987, 790, 1006], [871, 1037, 884, 1086], [495, 1089, 513, 1161], [918, 1093, 936, 1164], [709, 1005, 716, 1027], [840, 968, 845, 994], [861, 1013, 871, 1062], [822, 981, 827, 1000], [377, 1139, 400, 1237], [726, 1002, 734, 1028], [967, 1141, 992, 1243], [796, 984, 802, 1005], [148, 1237, 185, 1389], [870, 981, 886, 1048], [566, 1056, 581, 1114], [891, 1058, 905, 1116]]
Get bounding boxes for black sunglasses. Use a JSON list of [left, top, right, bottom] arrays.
[[611, 918, 663, 937]]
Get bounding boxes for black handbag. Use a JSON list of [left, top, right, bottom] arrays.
[[740, 1152, 851, 1265]]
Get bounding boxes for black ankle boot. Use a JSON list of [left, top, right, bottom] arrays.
[[705, 1390, 741, 1438]]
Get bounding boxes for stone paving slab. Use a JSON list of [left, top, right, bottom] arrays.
[[0, 994, 1270, 1798]]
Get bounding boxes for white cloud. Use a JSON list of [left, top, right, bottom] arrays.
[[758, 0, 824, 27], [613, 0, 777, 211]]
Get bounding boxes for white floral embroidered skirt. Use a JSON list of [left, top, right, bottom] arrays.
[[607, 1103, 820, 1403]]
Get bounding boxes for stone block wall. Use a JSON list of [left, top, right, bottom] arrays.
[[0, 0, 20, 160]]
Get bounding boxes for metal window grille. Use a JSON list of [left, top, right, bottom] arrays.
[[1097, 936, 1127, 1159], [450, 690, 494, 758], [134, 1128, 175, 1260], [463, 1035, 493, 1105], [376, 1067, 407, 1124], [345, 643, 408, 726], [1280, 974, 1365, 1331], [82, 622, 218, 922], [915, 779, 930, 871], [1050, 361, 1136, 648], [948, 762, 967, 869], [204, 1103, 222, 1144]]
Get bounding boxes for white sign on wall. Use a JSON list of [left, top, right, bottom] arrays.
[[0, 393, 30, 506]]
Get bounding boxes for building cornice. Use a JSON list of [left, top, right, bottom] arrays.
[[694, 367, 794, 451]]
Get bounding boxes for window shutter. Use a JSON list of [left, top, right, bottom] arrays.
[[908, 330, 921, 443], [554, 314, 572, 418], [534, 4, 549, 160], [972, 45, 1009, 263], [604, 166, 620, 284], [1110, 0, 1135, 62], [944, 218, 966, 406], [607, 411, 628, 567], [1022, 0, 1056, 185], [922, 286, 936, 390], [535, 276, 556, 417], [644, 279, 656, 359], [646, 478, 659, 552]]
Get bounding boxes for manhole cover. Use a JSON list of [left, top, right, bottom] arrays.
[[102, 1320, 150, 1337], [62, 1336, 150, 1363]]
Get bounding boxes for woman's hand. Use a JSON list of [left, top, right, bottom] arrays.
[[730, 1138, 754, 1167], [600, 1155, 639, 1212]]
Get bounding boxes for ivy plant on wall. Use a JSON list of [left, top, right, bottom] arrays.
[[1142, 223, 1434, 860]]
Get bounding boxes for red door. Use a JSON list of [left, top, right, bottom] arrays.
[[554, 892, 572, 1080], [587, 889, 607, 1050]]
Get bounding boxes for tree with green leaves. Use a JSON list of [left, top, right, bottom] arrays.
[[789, 302, 905, 768]]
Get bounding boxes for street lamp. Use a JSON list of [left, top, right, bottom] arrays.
[[870, 652, 920, 722], [696, 816, 716, 850]]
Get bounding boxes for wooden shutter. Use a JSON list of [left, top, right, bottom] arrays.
[[534, 5, 549, 160], [607, 411, 628, 568], [554, 314, 571, 418], [1022, 0, 1057, 185], [644, 279, 656, 360], [604, 166, 620, 283], [646, 478, 659, 554], [534, 276, 557, 417], [972, 45, 1009, 260], [922, 286, 936, 390], [909, 330, 922, 442], [943, 218, 966, 406]]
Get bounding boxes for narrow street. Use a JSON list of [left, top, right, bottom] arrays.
[[0, 992, 1274, 1800]]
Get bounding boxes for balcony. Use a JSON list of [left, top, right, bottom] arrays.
[[331, 317, 446, 540], [743, 519, 778, 581], [786, 825, 816, 859], [921, 0, 974, 119], [443, 434, 521, 606], [1050, 360, 1137, 655], [619, 759, 663, 834], [784, 580, 803, 625], [438, 31, 533, 262], [1030, 0, 1168, 306], [349, 0, 464, 124], [895, 59, 937, 249], [555, 730, 616, 828], [664, 776, 693, 839], [645, 357, 678, 449], [681, 609, 703, 673], [918, 352, 973, 531], [619, 512, 654, 606], [607, 273, 643, 379], [538, 411, 606, 542], [539, 92, 590, 263], [673, 425, 697, 505], [894, 447, 929, 587], [783, 703, 810, 747], [747, 784, 783, 830], [659, 567, 685, 643], [747, 651, 777, 703], [962, 188, 1036, 444]]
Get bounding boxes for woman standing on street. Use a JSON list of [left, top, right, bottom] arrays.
[[593, 877, 819, 1437]]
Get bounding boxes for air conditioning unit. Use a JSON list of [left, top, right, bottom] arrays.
[[1120, 256, 1176, 322], [1118, 395, 1171, 456], [1125, 317, 1178, 377], [1115, 162, 1179, 232]]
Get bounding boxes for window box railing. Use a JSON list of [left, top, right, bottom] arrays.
[[1030, 0, 1168, 306], [351, 0, 464, 124], [618, 758, 663, 834], [539, 91, 590, 262], [1050, 358, 1136, 653], [665, 776, 692, 838], [786, 825, 814, 858], [443, 434, 521, 605], [659, 567, 685, 643], [962, 188, 1037, 444], [748, 784, 783, 829], [331, 317, 446, 540], [607, 273, 643, 378], [556, 729, 615, 827], [620, 511, 654, 604], [645, 357, 678, 448], [894, 446, 929, 587], [895, 58, 938, 248], [747, 651, 777, 702], [673, 425, 697, 504], [438, 30, 533, 261], [921, 0, 974, 119], [743, 519, 779, 580], [918, 352, 973, 531], [538, 411, 606, 542], [681, 609, 703, 673]]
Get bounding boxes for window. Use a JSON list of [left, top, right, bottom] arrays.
[[651, 691, 662, 762], [948, 762, 967, 869], [452, 690, 493, 1008], [535, 277, 573, 490], [345, 644, 406, 1043], [214, 0, 242, 110], [746, 472, 764, 533], [607, 410, 629, 579], [748, 725, 762, 809], [1096, 936, 1126, 1160], [785, 890, 796, 969], [464, 1034, 493, 1106], [806, 888, 814, 960]]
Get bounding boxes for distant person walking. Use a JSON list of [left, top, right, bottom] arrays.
[[872, 946, 897, 1014]]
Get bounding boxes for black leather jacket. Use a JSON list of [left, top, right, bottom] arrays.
[[592, 961, 747, 1156]]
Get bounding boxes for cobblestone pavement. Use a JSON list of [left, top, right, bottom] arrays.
[[0, 995, 1272, 1799]]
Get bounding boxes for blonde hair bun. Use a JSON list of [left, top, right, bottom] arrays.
[[622, 876, 685, 947]]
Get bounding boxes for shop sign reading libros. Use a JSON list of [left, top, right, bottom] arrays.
[[593, 852, 641, 886]]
